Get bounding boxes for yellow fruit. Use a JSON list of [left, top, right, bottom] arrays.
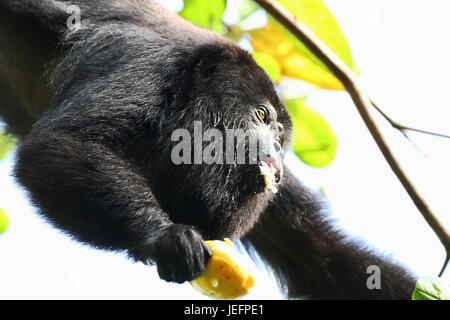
[[190, 239, 255, 300]]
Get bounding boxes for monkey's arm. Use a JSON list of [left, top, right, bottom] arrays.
[[244, 169, 416, 299], [14, 129, 211, 283]]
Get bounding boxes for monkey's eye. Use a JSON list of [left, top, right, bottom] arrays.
[[257, 107, 267, 123]]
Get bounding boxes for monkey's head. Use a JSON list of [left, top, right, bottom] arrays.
[[155, 42, 292, 239]]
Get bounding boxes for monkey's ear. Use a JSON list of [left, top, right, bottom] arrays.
[[197, 57, 218, 80], [191, 44, 236, 80], [175, 43, 237, 100]]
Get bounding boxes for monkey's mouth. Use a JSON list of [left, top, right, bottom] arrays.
[[259, 160, 282, 193]]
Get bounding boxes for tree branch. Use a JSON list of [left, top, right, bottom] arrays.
[[252, 0, 450, 275], [440, 254, 450, 277]]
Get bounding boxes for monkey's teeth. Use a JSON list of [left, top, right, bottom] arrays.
[[259, 162, 278, 194], [268, 161, 277, 175]]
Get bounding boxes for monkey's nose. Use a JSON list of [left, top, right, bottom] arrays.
[[274, 140, 282, 153]]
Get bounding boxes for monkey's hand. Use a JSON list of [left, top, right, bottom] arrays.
[[136, 224, 212, 283]]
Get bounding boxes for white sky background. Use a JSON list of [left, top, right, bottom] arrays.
[[0, 0, 449, 299]]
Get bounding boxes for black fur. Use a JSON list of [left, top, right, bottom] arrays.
[[0, 0, 416, 298]]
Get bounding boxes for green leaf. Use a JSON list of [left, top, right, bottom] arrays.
[[248, 0, 354, 89], [319, 186, 328, 197], [285, 97, 337, 168], [180, 0, 227, 34], [0, 208, 8, 235], [277, 0, 354, 72], [248, 21, 344, 90], [412, 277, 450, 300], [252, 51, 282, 82], [0, 129, 16, 161]]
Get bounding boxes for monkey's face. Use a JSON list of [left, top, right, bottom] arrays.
[[186, 45, 291, 196], [246, 102, 286, 194], [155, 44, 292, 238], [210, 98, 288, 196]]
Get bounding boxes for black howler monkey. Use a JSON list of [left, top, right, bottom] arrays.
[[0, 0, 416, 299]]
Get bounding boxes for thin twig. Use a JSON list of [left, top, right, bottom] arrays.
[[370, 100, 428, 156], [370, 99, 450, 139], [252, 0, 450, 275]]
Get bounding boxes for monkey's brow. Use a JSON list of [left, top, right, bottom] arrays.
[[264, 102, 278, 120]]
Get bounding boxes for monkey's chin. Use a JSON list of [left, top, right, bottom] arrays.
[[259, 162, 279, 194]]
